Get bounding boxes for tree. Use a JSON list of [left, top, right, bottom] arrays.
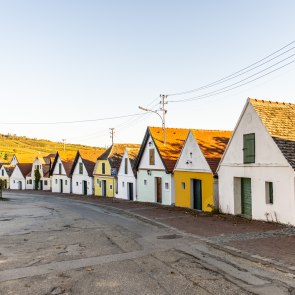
[[34, 169, 41, 190]]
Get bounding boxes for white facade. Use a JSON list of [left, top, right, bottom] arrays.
[[10, 165, 26, 190], [116, 150, 137, 200], [25, 158, 51, 191], [10, 155, 18, 166], [137, 135, 174, 205], [0, 165, 10, 189], [72, 156, 93, 195], [51, 157, 72, 193], [175, 131, 211, 173], [218, 102, 295, 225]]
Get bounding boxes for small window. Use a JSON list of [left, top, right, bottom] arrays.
[[265, 182, 273, 204], [76, 182, 78, 186], [110, 184, 113, 190], [122, 182, 125, 187], [27, 180, 29, 184], [65, 180, 67, 185], [1, 170, 4, 176], [243, 133, 255, 164], [59, 163, 62, 174], [124, 158, 128, 174], [44, 180, 48, 185], [102, 163, 106, 174], [149, 149, 155, 165], [13, 180, 15, 183], [144, 179, 147, 185], [181, 182, 186, 190], [30, 180, 32, 184], [165, 182, 169, 190], [55, 179, 57, 184], [79, 163, 83, 174]]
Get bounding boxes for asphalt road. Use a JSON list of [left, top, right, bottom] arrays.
[[0, 192, 295, 295]]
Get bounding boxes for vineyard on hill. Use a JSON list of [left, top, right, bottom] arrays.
[[0, 134, 102, 163]]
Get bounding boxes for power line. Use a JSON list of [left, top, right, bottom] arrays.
[[167, 40, 295, 97], [168, 58, 295, 103], [0, 113, 144, 125]]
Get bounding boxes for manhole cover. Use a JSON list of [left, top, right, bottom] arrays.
[[157, 234, 182, 240]]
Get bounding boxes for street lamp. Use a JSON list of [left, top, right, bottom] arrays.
[[138, 105, 166, 145]]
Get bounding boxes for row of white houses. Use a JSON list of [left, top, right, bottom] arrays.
[[1, 98, 295, 226]]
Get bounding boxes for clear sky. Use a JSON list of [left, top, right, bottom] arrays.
[[0, 0, 294, 147]]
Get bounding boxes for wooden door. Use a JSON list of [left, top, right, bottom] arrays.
[[83, 181, 87, 195], [155, 177, 162, 203], [128, 182, 134, 201], [192, 179, 202, 210], [241, 178, 252, 217]]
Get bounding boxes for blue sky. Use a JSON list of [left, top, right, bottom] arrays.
[[0, 1, 294, 147]]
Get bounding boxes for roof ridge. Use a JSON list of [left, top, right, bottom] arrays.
[[249, 97, 295, 107]]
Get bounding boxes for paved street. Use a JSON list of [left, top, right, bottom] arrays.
[[1, 192, 295, 294]]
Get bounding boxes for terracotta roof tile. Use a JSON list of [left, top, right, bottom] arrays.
[[79, 149, 106, 176], [3, 165, 15, 177], [17, 163, 32, 178], [99, 144, 141, 171], [126, 147, 141, 175], [54, 151, 77, 177], [191, 130, 232, 174], [250, 98, 295, 170], [149, 127, 190, 173]]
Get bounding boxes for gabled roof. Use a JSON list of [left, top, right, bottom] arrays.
[[17, 163, 32, 178], [125, 146, 141, 175], [11, 153, 46, 164], [1, 164, 14, 177], [51, 151, 77, 177], [98, 144, 140, 171], [250, 98, 295, 170], [136, 127, 190, 173], [191, 130, 232, 174], [76, 149, 106, 176]]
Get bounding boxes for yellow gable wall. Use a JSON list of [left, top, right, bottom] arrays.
[[94, 160, 116, 197], [174, 171, 214, 212]]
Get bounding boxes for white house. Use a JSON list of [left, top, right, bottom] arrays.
[[25, 157, 51, 190], [0, 164, 14, 189], [218, 98, 295, 225], [10, 163, 32, 190], [116, 146, 141, 200], [136, 127, 189, 205], [51, 151, 76, 194], [71, 149, 105, 195]]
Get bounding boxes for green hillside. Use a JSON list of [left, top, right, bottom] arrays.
[[0, 134, 101, 163]]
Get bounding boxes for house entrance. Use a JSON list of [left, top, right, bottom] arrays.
[[192, 179, 202, 210], [155, 177, 162, 203], [241, 178, 252, 217], [128, 182, 134, 201], [102, 180, 107, 197], [18, 181, 22, 190], [83, 181, 87, 195], [60, 179, 63, 193]]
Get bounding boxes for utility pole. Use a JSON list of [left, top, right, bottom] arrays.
[[159, 94, 168, 145], [62, 139, 66, 151], [109, 128, 115, 145]]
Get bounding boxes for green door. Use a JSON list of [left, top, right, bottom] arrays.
[[193, 179, 202, 210], [241, 178, 252, 217]]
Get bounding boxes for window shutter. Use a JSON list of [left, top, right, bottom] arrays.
[[149, 149, 155, 165], [243, 133, 255, 164], [125, 158, 128, 174]]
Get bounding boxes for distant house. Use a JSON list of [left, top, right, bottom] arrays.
[[10, 163, 32, 190], [116, 146, 141, 200], [25, 156, 51, 190], [218, 98, 295, 225], [51, 151, 77, 193], [0, 164, 14, 189], [174, 130, 231, 212], [93, 144, 139, 197], [71, 149, 106, 195], [136, 127, 189, 205]]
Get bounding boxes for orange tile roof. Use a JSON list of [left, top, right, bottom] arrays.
[[191, 130, 232, 174], [79, 149, 106, 175], [126, 146, 141, 174], [99, 144, 141, 171], [250, 98, 295, 169], [149, 127, 190, 173], [54, 151, 77, 177]]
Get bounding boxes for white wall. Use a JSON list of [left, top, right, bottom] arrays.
[[219, 103, 295, 225], [72, 156, 93, 195], [10, 166, 26, 190], [116, 150, 137, 200], [175, 131, 211, 172], [51, 157, 71, 193]]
